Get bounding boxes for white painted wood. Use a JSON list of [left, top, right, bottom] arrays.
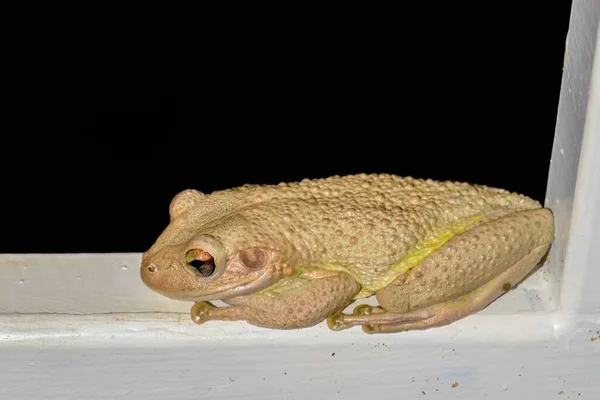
[[0, 253, 552, 315], [556, 17, 600, 320], [544, 0, 600, 311], [0, 314, 598, 399], [0, 253, 189, 314], [1, 2, 599, 399]]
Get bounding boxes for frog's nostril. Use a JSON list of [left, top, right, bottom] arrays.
[[185, 249, 216, 277], [147, 264, 157, 273]]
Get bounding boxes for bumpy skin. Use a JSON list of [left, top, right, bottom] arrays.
[[141, 174, 554, 333]]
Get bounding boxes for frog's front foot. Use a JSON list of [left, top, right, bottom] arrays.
[[190, 301, 250, 325], [191, 301, 216, 325]]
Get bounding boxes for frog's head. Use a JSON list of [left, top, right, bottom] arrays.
[[140, 189, 294, 302]]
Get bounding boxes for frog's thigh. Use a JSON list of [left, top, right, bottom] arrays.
[[199, 272, 361, 330], [377, 208, 554, 313], [329, 208, 554, 333]]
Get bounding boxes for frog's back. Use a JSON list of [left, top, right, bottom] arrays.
[[233, 174, 539, 212], [231, 174, 542, 296]]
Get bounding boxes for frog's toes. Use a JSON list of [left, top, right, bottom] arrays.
[[190, 301, 215, 325], [353, 304, 373, 315], [362, 324, 381, 334], [326, 311, 347, 331], [352, 305, 386, 333], [327, 305, 386, 331], [327, 307, 372, 331], [353, 304, 385, 315]]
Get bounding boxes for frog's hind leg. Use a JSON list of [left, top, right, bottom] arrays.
[[328, 208, 554, 334]]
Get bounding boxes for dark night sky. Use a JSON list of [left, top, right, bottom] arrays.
[[3, 3, 573, 253]]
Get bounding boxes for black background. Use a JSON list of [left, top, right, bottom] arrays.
[[3, 3, 573, 253]]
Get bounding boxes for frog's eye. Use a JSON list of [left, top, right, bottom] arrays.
[[239, 248, 267, 270], [185, 249, 216, 277]]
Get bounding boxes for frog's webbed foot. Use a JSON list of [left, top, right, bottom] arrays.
[[190, 301, 247, 325]]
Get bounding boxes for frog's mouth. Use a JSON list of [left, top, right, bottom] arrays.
[[160, 265, 284, 302]]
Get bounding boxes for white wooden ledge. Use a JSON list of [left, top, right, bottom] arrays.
[[2, 2, 599, 399]]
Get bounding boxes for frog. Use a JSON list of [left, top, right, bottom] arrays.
[[140, 174, 554, 334]]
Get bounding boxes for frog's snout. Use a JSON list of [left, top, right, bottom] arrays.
[[140, 251, 175, 293], [140, 247, 190, 292]]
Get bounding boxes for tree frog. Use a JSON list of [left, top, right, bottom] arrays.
[[141, 174, 554, 334]]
